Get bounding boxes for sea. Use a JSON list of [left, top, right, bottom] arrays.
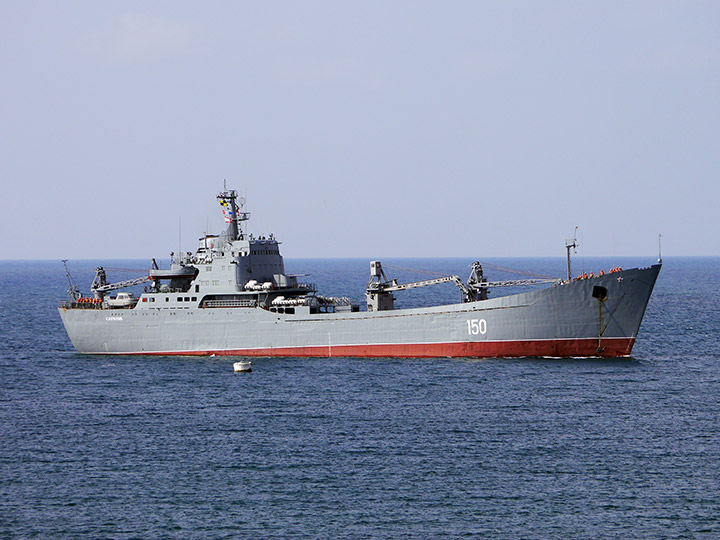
[[1, 257, 718, 539]]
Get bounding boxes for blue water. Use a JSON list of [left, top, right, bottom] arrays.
[[1, 257, 719, 539]]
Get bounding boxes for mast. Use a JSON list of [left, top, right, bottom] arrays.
[[565, 226, 578, 281], [217, 181, 250, 241]]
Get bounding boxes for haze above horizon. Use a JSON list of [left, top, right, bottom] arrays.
[[2, 2, 718, 259]]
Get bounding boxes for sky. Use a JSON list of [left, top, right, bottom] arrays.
[[1, 1, 718, 260]]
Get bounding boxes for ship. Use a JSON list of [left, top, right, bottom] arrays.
[[58, 186, 661, 358]]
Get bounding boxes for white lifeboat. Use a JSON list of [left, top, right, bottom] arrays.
[[106, 292, 137, 308]]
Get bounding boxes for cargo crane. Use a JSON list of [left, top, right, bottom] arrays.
[[90, 260, 159, 299], [366, 261, 488, 311], [62, 260, 80, 302], [366, 260, 560, 311]]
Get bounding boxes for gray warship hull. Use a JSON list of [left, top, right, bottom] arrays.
[[59, 264, 660, 358]]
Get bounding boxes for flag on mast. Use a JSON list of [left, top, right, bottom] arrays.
[[219, 198, 234, 223]]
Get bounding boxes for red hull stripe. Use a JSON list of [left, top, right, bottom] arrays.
[[132, 338, 636, 358]]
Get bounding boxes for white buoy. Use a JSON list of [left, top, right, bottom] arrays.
[[233, 360, 252, 372]]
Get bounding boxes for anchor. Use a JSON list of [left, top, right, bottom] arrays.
[[592, 285, 609, 353]]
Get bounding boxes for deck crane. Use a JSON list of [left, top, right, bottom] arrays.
[[366, 261, 488, 311], [365, 260, 560, 311], [90, 260, 159, 299], [62, 260, 81, 302]]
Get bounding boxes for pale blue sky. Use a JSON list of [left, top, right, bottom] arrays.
[[1, 1, 718, 259]]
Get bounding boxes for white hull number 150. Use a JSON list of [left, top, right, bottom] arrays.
[[466, 318, 487, 335]]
